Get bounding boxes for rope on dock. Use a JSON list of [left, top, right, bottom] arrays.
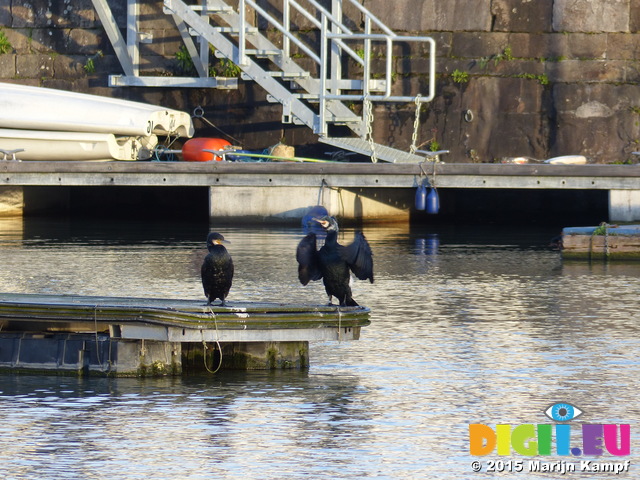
[[203, 306, 223, 374], [314, 178, 348, 220], [94, 304, 107, 372], [13, 333, 23, 368], [192, 106, 242, 146], [90, 305, 114, 374], [317, 179, 327, 206], [418, 158, 437, 189]]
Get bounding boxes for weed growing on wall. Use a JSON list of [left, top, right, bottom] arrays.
[[0, 28, 12, 55]]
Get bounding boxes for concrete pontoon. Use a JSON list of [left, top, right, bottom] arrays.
[[0, 293, 370, 376]]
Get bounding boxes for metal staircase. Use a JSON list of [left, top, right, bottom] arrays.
[[92, 0, 437, 162]]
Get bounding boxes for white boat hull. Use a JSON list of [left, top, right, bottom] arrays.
[[0, 82, 194, 138], [0, 129, 157, 161], [545, 155, 587, 165]]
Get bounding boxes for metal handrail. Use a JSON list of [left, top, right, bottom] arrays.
[[325, 34, 436, 103], [237, 0, 435, 104], [163, 0, 436, 138], [287, 0, 364, 67], [241, 0, 320, 65]]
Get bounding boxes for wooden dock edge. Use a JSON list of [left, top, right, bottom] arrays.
[[562, 228, 640, 261], [0, 293, 370, 376]]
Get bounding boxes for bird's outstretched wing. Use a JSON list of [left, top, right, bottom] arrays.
[[340, 231, 374, 283], [296, 233, 323, 285]]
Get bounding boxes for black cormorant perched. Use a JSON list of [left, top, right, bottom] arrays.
[[296, 216, 373, 306], [201, 232, 234, 306]]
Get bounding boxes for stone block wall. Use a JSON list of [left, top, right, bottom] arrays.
[[1, 0, 639, 163]]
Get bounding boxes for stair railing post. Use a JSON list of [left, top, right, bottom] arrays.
[[384, 35, 392, 98], [127, 0, 140, 76], [283, 0, 290, 59], [238, 0, 247, 66], [330, 0, 342, 97], [92, 0, 135, 77], [199, 0, 210, 74], [318, 14, 328, 136], [361, 15, 372, 141]]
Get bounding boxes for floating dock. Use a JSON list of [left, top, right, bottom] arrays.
[[0, 293, 370, 376], [562, 224, 640, 260], [2, 161, 640, 222]]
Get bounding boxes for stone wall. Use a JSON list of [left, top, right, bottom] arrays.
[[1, 0, 639, 163]]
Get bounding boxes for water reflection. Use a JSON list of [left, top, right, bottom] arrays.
[[0, 372, 378, 479], [0, 218, 638, 479], [415, 233, 440, 256]]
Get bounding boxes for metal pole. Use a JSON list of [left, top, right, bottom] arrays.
[[127, 0, 140, 76], [239, 0, 247, 65]]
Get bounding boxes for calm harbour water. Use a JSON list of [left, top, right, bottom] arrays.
[[0, 217, 638, 479]]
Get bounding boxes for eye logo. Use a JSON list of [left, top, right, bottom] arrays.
[[544, 402, 583, 422], [470, 402, 630, 457]]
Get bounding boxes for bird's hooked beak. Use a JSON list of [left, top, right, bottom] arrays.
[[214, 239, 230, 245], [312, 217, 331, 229]]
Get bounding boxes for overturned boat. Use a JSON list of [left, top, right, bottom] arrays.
[[0, 129, 158, 162], [0, 82, 194, 161]]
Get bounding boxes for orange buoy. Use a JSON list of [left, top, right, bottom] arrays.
[[182, 138, 232, 162]]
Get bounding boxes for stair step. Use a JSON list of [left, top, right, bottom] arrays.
[[245, 49, 281, 57], [267, 71, 310, 78], [217, 49, 281, 59], [319, 137, 426, 164], [293, 93, 319, 100], [267, 93, 319, 103], [242, 71, 310, 81], [329, 116, 361, 123], [188, 5, 233, 13], [212, 27, 258, 34]]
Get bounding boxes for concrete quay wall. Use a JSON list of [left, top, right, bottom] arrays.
[[1, 1, 640, 164]]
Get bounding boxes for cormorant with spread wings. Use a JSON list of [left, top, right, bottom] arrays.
[[296, 216, 373, 306]]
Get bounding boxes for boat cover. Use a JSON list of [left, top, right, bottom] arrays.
[[0, 82, 194, 137]]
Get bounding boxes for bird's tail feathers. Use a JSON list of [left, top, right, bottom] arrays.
[[342, 297, 359, 307]]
